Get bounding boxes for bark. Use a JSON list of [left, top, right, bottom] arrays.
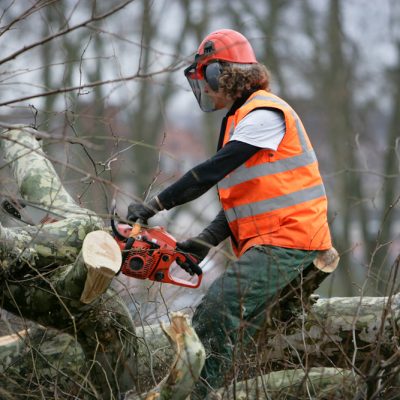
[[265, 293, 400, 370], [0, 327, 90, 399], [0, 127, 104, 271], [216, 367, 358, 400], [1, 315, 204, 400]]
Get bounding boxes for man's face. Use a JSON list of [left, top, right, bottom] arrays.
[[184, 61, 233, 112], [203, 82, 231, 110]]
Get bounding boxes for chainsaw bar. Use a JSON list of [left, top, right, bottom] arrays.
[[1, 198, 63, 225]]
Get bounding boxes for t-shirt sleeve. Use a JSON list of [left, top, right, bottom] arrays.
[[229, 108, 285, 150]]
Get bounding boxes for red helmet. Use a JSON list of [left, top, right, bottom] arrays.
[[184, 29, 258, 112], [197, 29, 257, 67]]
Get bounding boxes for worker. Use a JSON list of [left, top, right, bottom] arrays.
[[127, 29, 335, 398]]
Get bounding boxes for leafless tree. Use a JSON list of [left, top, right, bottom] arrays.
[[1, 1, 400, 399]]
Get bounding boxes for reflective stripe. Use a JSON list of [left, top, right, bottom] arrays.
[[244, 94, 309, 151], [218, 148, 317, 189], [228, 119, 235, 140], [225, 184, 326, 221]]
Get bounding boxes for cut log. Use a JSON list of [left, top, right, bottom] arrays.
[[80, 230, 122, 304]]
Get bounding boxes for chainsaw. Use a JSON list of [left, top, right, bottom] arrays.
[[2, 197, 203, 289], [111, 212, 203, 289]]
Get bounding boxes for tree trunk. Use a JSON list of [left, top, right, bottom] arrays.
[[216, 367, 358, 399]]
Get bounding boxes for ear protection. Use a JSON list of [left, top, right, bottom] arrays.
[[204, 62, 222, 91]]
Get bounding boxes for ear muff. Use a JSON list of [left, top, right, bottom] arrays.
[[204, 62, 222, 91]]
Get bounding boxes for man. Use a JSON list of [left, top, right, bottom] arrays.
[[127, 29, 335, 397]]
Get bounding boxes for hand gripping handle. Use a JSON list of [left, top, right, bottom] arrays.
[[175, 249, 203, 276], [163, 251, 202, 288]]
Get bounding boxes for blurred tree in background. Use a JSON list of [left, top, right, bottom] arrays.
[[0, 0, 399, 302]]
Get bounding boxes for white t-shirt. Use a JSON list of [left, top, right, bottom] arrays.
[[229, 109, 285, 150]]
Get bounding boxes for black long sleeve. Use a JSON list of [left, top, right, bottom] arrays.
[[201, 208, 231, 245], [158, 140, 260, 209]]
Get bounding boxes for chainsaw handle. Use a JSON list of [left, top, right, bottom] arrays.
[[129, 221, 142, 237], [110, 198, 144, 241], [186, 255, 203, 276], [176, 250, 203, 276], [121, 219, 144, 264]]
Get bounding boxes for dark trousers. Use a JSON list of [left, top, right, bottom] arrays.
[[192, 245, 327, 398]]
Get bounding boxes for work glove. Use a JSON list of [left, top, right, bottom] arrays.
[[177, 233, 211, 264], [127, 197, 163, 224], [176, 233, 211, 275], [176, 209, 231, 273]]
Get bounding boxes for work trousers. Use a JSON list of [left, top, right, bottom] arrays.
[[192, 245, 321, 398]]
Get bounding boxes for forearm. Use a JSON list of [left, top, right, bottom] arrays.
[[157, 169, 213, 209], [158, 141, 260, 210], [176, 209, 231, 263], [201, 209, 231, 245]]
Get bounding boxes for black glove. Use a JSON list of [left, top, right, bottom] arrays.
[[176, 209, 231, 272], [176, 233, 210, 275], [177, 233, 211, 264], [127, 197, 163, 224]]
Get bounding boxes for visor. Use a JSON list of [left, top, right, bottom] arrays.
[[184, 63, 218, 112]]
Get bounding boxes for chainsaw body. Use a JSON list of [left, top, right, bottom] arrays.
[[114, 224, 202, 288]]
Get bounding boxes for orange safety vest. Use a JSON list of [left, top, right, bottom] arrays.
[[217, 90, 332, 256]]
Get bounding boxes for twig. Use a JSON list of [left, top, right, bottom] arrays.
[[0, 0, 57, 37], [0, 0, 134, 66], [0, 123, 98, 148], [0, 64, 185, 107]]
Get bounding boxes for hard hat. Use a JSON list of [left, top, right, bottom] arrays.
[[184, 29, 257, 112], [197, 29, 257, 66]]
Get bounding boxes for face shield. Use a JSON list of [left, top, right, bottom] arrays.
[[184, 62, 218, 112]]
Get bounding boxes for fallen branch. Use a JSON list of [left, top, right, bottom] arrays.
[[125, 313, 205, 400]]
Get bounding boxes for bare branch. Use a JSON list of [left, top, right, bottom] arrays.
[[0, 123, 99, 149], [0, 0, 134, 66], [0, 63, 185, 107], [0, 0, 57, 37]]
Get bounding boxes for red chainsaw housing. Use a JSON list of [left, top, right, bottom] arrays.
[[115, 224, 202, 289]]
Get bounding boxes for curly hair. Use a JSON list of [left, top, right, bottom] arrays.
[[218, 63, 271, 100]]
